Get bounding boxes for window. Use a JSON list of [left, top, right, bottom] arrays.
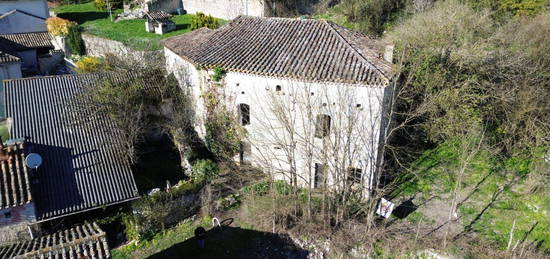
[[4, 211, 11, 218], [275, 85, 282, 92], [314, 163, 326, 188], [238, 103, 250, 125], [315, 114, 331, 138], [348, 168, 362, 184]]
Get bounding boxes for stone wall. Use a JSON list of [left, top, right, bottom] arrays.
[[182, 0, 265, 20], [82, 34, 163, 65], [146, 0, 183, 13]]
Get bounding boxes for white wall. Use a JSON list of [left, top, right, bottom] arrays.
[[0, 62, 23, 81], [0, 0, 49, 19], [0, 10, 46, 34], [182, 0, 264, 20], [165, 48, 390, 194]]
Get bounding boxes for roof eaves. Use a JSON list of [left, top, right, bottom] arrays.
[[324, 20, 390, 82]]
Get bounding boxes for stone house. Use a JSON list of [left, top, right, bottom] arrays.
[[0, 73, 139, 243], [0, 31, 64, 79], [162, 16, 393, 195], [0, 139, 36, 243], [145, 11, 176, 35]]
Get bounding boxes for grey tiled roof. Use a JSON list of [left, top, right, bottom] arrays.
[[0, 140, 32, 209], [0, 31, 54, 51], [0, 50, 20, 64], [4, 74, 139, 220], [0, 9, 47, 21], [161, 16, 392, 85], [145, 11, 172, 21], [0, 223, 110, 259]]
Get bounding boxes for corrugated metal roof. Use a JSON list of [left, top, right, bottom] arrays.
[[0, 140, 32, 209], [4, 74, 139, 220], [161, 16, 392, 86], [0, 223, 110, 259]]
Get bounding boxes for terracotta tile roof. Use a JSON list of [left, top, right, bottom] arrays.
[[0, 32, 54, 51], [146, 11, 172, 21], [4, 73, 139, 221], [161, 16, 392, 85], [0, 223, 110, 259], [0, 139, 32, 210], [0, 50, 20, 64]]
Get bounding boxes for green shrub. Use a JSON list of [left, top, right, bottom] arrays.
[[75, 56, 102, 73], [190, 12, 220, 30], [191, 159, 219, 183], [210, 66, 226, 82], [67, 24, 85, 55]]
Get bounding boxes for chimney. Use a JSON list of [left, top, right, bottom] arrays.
[[384, 44, 394, 63]]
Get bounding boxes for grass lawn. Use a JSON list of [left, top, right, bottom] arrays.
[[53, 3, 200, 51]]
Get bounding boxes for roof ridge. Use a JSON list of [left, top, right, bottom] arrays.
[[323, 20, 389, 82]]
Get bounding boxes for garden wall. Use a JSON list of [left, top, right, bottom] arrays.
[[82, 34, 163, 64], [182, 0, 265, 20]]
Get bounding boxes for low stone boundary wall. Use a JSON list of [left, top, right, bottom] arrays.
[[82, 34, 163, 64]]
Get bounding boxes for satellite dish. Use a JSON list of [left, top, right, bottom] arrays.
[[25, 153, 43, 169]]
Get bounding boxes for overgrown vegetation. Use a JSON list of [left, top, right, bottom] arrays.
[[67, 24, 86, 55], [375, 0, 549, 255], [201, 75, 245, 160]]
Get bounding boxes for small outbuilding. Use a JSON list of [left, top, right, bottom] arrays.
[[145, 11, 176, 35]]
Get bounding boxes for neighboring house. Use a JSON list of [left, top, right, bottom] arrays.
[[182, 0, 265, 20], [0, 223, 111, 258], [1, 74, 139, 243], [162, 16, 393, 195], [0, 139, 36, 243], [0, 0, 49, 20], [0, 9, 47, 34], [145, 11, 176, 35], [0, 50, 22, 81], [0, 32, 63, 77]]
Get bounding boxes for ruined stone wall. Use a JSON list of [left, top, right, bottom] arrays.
[[182, 0, 265, 20]]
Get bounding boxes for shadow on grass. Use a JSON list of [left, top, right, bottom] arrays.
[[58, 11, 109, 24], [174, 24, 190, 31], [147, 225, 309, 259]]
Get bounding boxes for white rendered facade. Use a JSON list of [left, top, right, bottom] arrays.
[[182, 0, 265, 20], [165, 47, 391, 194]]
